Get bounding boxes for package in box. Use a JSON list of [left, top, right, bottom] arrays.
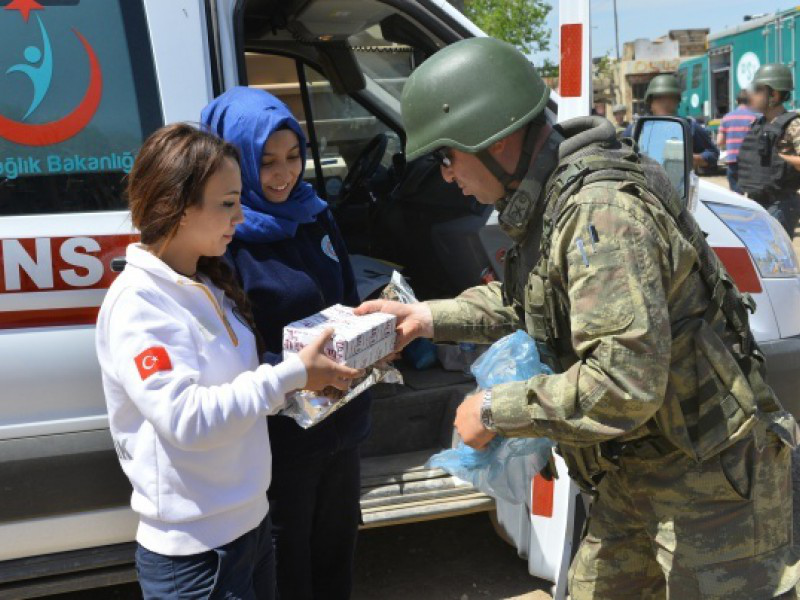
[[282, 304, 396, 367]]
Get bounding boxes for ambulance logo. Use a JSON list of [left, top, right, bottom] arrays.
[[134, 346, 173, 381], [321, 234, 339, 263], [0, 0, 102, 146]]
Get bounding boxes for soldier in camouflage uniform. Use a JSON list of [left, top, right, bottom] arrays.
[[738, 63, 800, 235], [611, 104, 629, 136], [357, 38, 800, 599], [621, 74, 720, 171]]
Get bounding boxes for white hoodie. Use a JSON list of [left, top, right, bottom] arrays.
[[95, 244, 307, 556]]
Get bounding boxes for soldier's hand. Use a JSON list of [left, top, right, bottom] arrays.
[[455, 390, 496, 450], [354, 300, 434, 352], [778, 152, 800, 172]]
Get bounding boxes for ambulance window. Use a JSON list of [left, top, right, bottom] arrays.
[[677, 68, 687, 92], [692, 64, 702, 89], [0, 0, 162, 216], [349, 26, 417, 104], [302, 64, 399, 186], [632, 80, 648, 117]]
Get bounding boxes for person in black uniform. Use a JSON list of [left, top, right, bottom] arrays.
[[738, 64, 800, 236], [202, 87, 369, 600]]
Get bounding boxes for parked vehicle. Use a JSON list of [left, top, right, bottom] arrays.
[[677, 54, 709, 121], [1, 1, 798, 598]]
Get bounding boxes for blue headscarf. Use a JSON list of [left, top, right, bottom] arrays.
[[201, 87, 328, 242]]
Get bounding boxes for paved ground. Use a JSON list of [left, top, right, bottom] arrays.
[[44, 442, 800, 600], [45, 513, 553, 600], [351, 515, 552, 600], [43, 442, 800, 600]]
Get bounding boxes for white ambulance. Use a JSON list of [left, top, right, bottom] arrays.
[[1, 1, 798, 598]]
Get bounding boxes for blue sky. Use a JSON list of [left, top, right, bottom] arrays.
[[530, 1, 788, 63]]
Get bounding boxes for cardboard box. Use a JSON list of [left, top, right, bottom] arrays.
[[282, 304, 396, 368]]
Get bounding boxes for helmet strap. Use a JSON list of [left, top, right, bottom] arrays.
[[477, 120, 544, 196], [496, 126, 563, 240]]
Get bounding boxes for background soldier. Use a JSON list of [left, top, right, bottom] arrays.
[[738, 63, 800, 236], [611, 103, 629, 135], [358, 38, 800, 599], [623, 73, 720, 170]]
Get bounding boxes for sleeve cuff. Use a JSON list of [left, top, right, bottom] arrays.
[[271, 353, 308, 395], [490, 380, 536, 436], [426, 299, 464, 343]]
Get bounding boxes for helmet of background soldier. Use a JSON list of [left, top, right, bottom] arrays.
[[644, 74, 682, 104], [752, 63, 794, 93], [612, 104, 627, 114], [400, 37, 550, 161]]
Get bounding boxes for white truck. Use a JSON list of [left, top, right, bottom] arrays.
[[1, 1, 799, 598]]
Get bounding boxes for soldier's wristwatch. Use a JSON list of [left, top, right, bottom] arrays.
[[480, 389, 495, 431]]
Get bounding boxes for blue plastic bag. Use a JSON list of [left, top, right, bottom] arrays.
[[427, 330, 555, 505], [471, 329, 552, 388]]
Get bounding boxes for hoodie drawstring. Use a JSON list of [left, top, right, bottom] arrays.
[[179, 280, 239, 347]]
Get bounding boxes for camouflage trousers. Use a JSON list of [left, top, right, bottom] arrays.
[[568, 433, 800, 599]]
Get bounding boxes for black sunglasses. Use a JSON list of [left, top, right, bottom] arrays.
[[431, 147, 453, 168]]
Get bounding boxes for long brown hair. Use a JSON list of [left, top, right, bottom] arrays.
[[127, 123, 260, 347]]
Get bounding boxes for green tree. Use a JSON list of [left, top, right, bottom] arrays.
[[538, 57, 559, 79], [594, 54, 614, 80], [463, 0, 552, 54]]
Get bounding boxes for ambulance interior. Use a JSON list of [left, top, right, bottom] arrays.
[[242, 0, 498, 303], [241, 0, 507, 523]]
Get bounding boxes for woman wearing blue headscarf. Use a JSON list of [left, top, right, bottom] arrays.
[[202, 87, 370, 600]]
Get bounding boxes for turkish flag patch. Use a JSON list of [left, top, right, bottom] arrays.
[[134, 346, 173, 380]]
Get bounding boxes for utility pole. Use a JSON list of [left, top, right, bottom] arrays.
[[613, 0, 620, 60]]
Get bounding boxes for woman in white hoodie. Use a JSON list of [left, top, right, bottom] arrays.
[[95, 123, 361, 600]]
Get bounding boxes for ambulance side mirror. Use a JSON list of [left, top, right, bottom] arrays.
[[633, 116, 692, 202]]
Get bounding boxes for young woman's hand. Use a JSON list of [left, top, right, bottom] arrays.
[[297, 329, 364, 392]]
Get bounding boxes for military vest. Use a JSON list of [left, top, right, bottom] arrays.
[[738, 111, 800, 198], [500, 131, 798, 492]]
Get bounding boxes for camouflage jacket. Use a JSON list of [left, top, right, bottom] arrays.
[[429, 174, 684, 447], [426, 121, 789, 472], [776, 112, 800, 156]]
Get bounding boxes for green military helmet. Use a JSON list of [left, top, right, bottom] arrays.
[[752, 63, 794, 92], [400, 37, 550, 161], [644, 74, 681, 103]]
